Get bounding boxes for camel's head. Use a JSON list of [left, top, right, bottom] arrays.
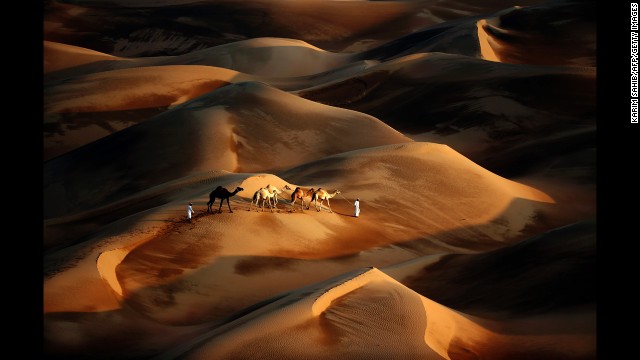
[[336, 190, 341, 194], [284, 184, 292, 190], [236, 187, 244, 192]]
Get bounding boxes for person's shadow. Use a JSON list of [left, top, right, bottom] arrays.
[[327, 210, 356, 218]]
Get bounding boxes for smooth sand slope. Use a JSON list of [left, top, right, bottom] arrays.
[[44, 40, 119, 73], [297, 51, 596, 178], [45, 38, 352, 81], [44, 81, 410, 219], [44, 65, 251, 114], [44, 65, 254, 160], [387, 220, 596, 317]]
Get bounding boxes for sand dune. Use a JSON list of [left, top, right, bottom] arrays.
[[172, 267, 455, 359], [386, 220, 596, 317], [45, 38, 352, 82], [45, 142, 566, 325], [80, 143, 576, 330], [476, 1, 596, 66], [44, 65, 254, 160], [160, 267, 594, 360], [45, 65, 251, 114], [44, 0, 596, 170], [45, 204, 595, 359], [44, 81, 410, 219], [44, 40, 119, 73], [278, 141, 566, 251], [297, 51, 596, 178], [43, 169, 244, 252], [44, 0, 544, 57], [359, 0, 595, 67]]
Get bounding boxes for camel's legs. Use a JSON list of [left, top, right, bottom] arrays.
[[227, 198, 233, 213], [207, 198, 214, 212], [218, 199, 224, 213], [327, 198, 332, 213]]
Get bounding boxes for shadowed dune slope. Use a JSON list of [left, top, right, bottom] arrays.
[[358, 0, 595, 67], [297, 52, 595, 178], [476, 0, 596, 66], [389, 220, 596, 317], [44, 65, 253, 160], [44, 81, 410, 219]]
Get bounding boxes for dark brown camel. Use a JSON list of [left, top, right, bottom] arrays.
[[290, 187, 315, 211], [207, 186, 244, 213]]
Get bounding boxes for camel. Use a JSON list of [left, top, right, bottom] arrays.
[[266, 184, 292, 205], [290, 187, 316, 211], [250, 184, 291, 212], [311, 189, 341, 213], [207, 186, 244, 213]]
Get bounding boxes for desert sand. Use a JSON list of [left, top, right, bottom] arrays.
[[44, 0, 596, 359]]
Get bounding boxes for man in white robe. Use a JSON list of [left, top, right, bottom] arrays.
[[187, 202, 195, 223]]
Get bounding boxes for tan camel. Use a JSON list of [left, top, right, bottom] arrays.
[[290, 187, 316, 212], [249, 184, 291, 212], [207, 186, 244, 213], [312, 189, 341, 212], [266, 184, 292, 205]]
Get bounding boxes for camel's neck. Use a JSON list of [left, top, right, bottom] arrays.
[[329, 191, 339, 198], [232, 189, 240, 195]]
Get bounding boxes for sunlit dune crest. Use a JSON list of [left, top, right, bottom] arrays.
[[476, 19, 502, 62], [45, 65, 250, 113], [45, 37, 351, 80], [44, 40, 120, 73]]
